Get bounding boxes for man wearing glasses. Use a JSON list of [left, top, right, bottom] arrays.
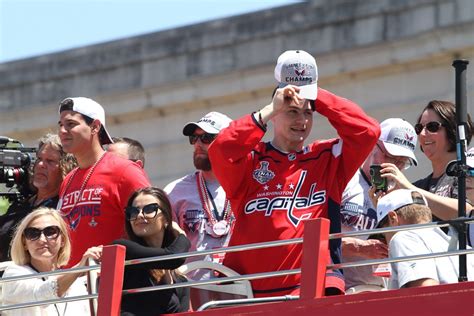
[[340, 118, 418, 293], [164, 111, 234, 280]]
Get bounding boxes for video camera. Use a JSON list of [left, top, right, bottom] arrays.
[[446, 159, 474, 177], [0, 136, 37, 202]]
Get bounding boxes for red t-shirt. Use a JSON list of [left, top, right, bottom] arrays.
[[58, 152, 150, 266], [208, 88, 380, 296]]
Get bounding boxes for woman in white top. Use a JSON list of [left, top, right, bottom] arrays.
[[1, 207, 102, 316]]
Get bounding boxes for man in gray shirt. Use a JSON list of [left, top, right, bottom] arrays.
[[164, 111, 233, 280]]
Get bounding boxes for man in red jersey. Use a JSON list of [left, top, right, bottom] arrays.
[[57, 97, 150, 266], [208, 50, 380, 297]]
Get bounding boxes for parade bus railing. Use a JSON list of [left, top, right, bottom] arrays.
[[1, 217, 474, 315]]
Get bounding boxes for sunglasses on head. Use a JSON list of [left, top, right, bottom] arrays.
[[24, 225, 61, 241], [188, 133, 216, 145], [125, 203, 161, 221], [414, 121, 444, 135]]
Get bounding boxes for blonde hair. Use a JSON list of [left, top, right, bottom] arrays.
[[396, 191, 432, 224], [10, 207, 71, 267]]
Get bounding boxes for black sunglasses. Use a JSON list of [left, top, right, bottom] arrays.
[[24, 225, 61, 241], [414, 121, 444, 135], [125, 203, 161, 221], [188, 133, 216, 145]]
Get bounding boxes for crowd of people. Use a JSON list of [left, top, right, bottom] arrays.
[[0, 49, 473, 315]]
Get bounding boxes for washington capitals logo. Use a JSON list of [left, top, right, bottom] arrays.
[[245, 171, 327, 227], [59, 187, 102, 231], [285, 63, 314, 84], [253, 161, 275, 184], [295, 68, 305, 76]]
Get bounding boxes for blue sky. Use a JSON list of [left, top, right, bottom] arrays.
[[0, 0, 299, 63]]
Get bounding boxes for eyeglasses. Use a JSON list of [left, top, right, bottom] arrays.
[[414, 121, 444, 135], [24, 226, 61, 241], [376, 143, 410, 169], [188, 133, 216, 145], [125, 203, 161, 221]]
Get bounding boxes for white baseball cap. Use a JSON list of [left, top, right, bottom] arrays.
[[59, 97, 113, 145], [182, 111, 232, 136], [379, 118, 418, 166], [274, 50, 318, 101], [376, 189, 428, 226]]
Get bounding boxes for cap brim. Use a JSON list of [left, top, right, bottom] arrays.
[[383, 142, 418, 166], [278, 82, 318, 100], [100, 127, 114, 145], [297, 83, 318, 100], [183, 122, 219, 136]]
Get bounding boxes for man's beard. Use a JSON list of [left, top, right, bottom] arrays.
[[194, 155, 212, 171]]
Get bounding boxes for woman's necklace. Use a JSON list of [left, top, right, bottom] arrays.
[[196, 171, 231, 238], [58, 152, 106, 230]]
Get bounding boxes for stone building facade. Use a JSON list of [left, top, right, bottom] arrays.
[[0, 0, 473, 186]]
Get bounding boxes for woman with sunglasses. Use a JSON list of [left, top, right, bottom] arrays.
[[380, 100, 473, 222], [2, 207, 102, 316], [113, 187, 191, 316]]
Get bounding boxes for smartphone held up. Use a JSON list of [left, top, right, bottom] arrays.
[[370, 164, 388, 192]]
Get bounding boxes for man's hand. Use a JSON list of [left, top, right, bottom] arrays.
[[258, 86, 304, 124], [342, 237, 388, 259], [272, 85, 304, 113]]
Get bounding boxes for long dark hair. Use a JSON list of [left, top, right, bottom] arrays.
[[125, 187, 174, 248], [417, 100, 473, 152], [125, 187, 177, 283]]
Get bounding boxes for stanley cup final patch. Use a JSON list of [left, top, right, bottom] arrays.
[[252, 161, 275, 184]]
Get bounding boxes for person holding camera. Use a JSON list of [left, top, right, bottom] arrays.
[[0, 133, 77, 262], [340, 118, 418, 293], [378, 101, 473, 224], [207, 50, 380, 297]]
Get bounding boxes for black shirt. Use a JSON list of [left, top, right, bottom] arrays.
[[113, 235, 191, 316]]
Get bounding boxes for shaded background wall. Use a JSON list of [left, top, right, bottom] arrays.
[[0, 0, 473, 186]]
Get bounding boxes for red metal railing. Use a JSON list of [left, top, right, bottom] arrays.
[[95, 218, 330, 315]]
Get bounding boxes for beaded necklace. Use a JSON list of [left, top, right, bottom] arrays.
[[58, 152, 106, 230], [196, 171, 231, 237]]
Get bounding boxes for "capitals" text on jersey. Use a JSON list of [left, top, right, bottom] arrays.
[[244, 170, 326, 227]]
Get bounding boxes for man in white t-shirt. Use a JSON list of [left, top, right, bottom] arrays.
[[164, 112, 233, 280], [340, 118, 418, 292], [376, 189, 474, 289]]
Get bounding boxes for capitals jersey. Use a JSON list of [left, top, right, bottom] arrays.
[[208, 88, 380, 296]]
